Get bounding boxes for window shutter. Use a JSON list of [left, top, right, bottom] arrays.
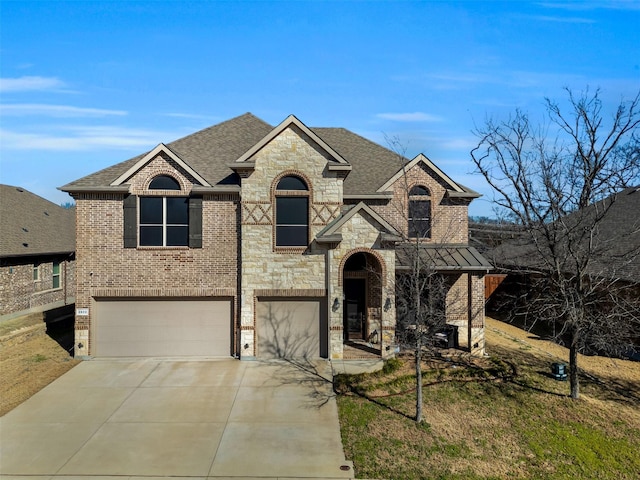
[[189, 196, 203, 248], [123, 195, 137, 248]]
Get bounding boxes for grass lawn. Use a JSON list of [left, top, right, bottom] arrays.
[[336, 323, 640, 480]]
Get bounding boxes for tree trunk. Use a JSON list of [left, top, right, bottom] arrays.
[[415, 338, 423, 423], [569, 341, 579, 399]]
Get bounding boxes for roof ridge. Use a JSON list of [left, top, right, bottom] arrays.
[[167, 112, 272, 148]]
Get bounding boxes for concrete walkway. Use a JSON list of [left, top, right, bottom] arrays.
[[0, 358, 354, 479]]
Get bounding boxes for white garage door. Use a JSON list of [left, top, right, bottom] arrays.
[[93, 299, 231, 357], [256, 298, 327, 359]]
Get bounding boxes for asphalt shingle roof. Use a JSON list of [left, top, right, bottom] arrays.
[[0, 185, 75, 258], [61, 113, 412, 195], [489, 186, 640, 282]]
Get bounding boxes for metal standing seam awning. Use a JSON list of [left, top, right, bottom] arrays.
[[395, 244, 493, 272]]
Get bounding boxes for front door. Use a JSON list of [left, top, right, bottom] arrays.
[[344, 278, 366, 340]]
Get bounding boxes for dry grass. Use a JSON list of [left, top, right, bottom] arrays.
[[337, 317, 640, 480], [0, 316, 79, 416]]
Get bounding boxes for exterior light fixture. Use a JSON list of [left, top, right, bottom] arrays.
[[332, 297, 340, 311], [384, 297, 392, 311]]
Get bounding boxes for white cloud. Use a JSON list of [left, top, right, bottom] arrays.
[[376, 112, 444, 122], [1, 104, 127, 117], [162, 112, 220, 121], [536, 1, 640, 11], [0, 76, 67, 93], [0, 126, 164, 151], [525, 15, 595, 24]]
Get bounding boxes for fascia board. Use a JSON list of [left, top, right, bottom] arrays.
[[376, 154, 465, 193], [191, 185, 240, 194], [110, 143, 211, 187], [234, 114, 350, 165], [343, 192, 393, 200], [446, 189, 481, 199], [327, 164, 352, 171], [58, 185, 130, 194], [315, 233, 343, 243]]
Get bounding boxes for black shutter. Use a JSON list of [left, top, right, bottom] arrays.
[[188, 196, 203, 248], [123, 195, 137, 248]]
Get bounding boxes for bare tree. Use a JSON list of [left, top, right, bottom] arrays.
[[385, 138, 468, 423], [472, 87, 640, 399]]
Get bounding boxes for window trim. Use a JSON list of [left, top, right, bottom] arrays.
[[138, 196, 189, 247], [408, 185, 432, 239], [273, 174, 311, 250], [124, 193, 202, 249], [52, 261, 61, 289]]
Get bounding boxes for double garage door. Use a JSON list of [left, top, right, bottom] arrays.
[[93, 298, 231, 357], [256, 298, 328, 359]]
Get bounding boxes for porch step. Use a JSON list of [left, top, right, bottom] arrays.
[[342, 341, 381, 360]]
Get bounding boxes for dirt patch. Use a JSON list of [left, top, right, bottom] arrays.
[[0, 316, 80, 416]]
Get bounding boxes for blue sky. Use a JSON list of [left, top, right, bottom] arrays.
[[1, 1, 639, 216]]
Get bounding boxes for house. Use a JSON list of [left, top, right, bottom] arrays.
[[0, 185, 75, 317], [60, 113, 491, 360], [484, 186, 640, 352]]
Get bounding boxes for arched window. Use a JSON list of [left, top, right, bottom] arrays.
[[408, 185, 431, 239], [139, 175, 188, 246], [275, 175, 309, 247], [149, 175, 181, 190]]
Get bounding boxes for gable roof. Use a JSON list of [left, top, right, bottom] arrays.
[[377, 153, 480, 198], [110, 143, 211, 187], [0, 185, 75, 258], [233, 114, 351, 168], [60, 113, 473, 199], [316, 202, 402, 244]]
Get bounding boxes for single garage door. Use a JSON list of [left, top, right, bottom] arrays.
[[93, 298, 231, 357], [256, 298, 327, 359]]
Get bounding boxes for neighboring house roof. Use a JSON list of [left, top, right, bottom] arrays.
[[488, 186, 640, 282], [395, 244, 493, 272], [0, 185, 75, 258], [61, 113, 469, 197]]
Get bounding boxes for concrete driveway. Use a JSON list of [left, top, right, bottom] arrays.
[[0, 358, 354, 479]]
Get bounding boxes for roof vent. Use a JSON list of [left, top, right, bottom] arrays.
[[16, 187, 24, 192], [22, 227, 28, 232], [22, 243, 29, 248], [44, 211, 49, 216]]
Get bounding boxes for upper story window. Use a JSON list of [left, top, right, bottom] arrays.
[[149, 175, 181, 190], [123, 174, 203, 249], [139, 197, 189, 246], [138, 174, 188, 247], [408, 185, 431, 239], [275, 175, 309, 247]]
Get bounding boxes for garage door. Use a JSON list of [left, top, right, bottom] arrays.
[[93, 298, 231, 357], [256, 298, 327, 359]]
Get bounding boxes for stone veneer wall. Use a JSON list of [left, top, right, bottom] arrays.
[[327, 212, 396, 359], [0, 256, 75, 316], [469, 273, 486, 355], [72, 154, 239, 357], [239, 126, 344, 357]]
